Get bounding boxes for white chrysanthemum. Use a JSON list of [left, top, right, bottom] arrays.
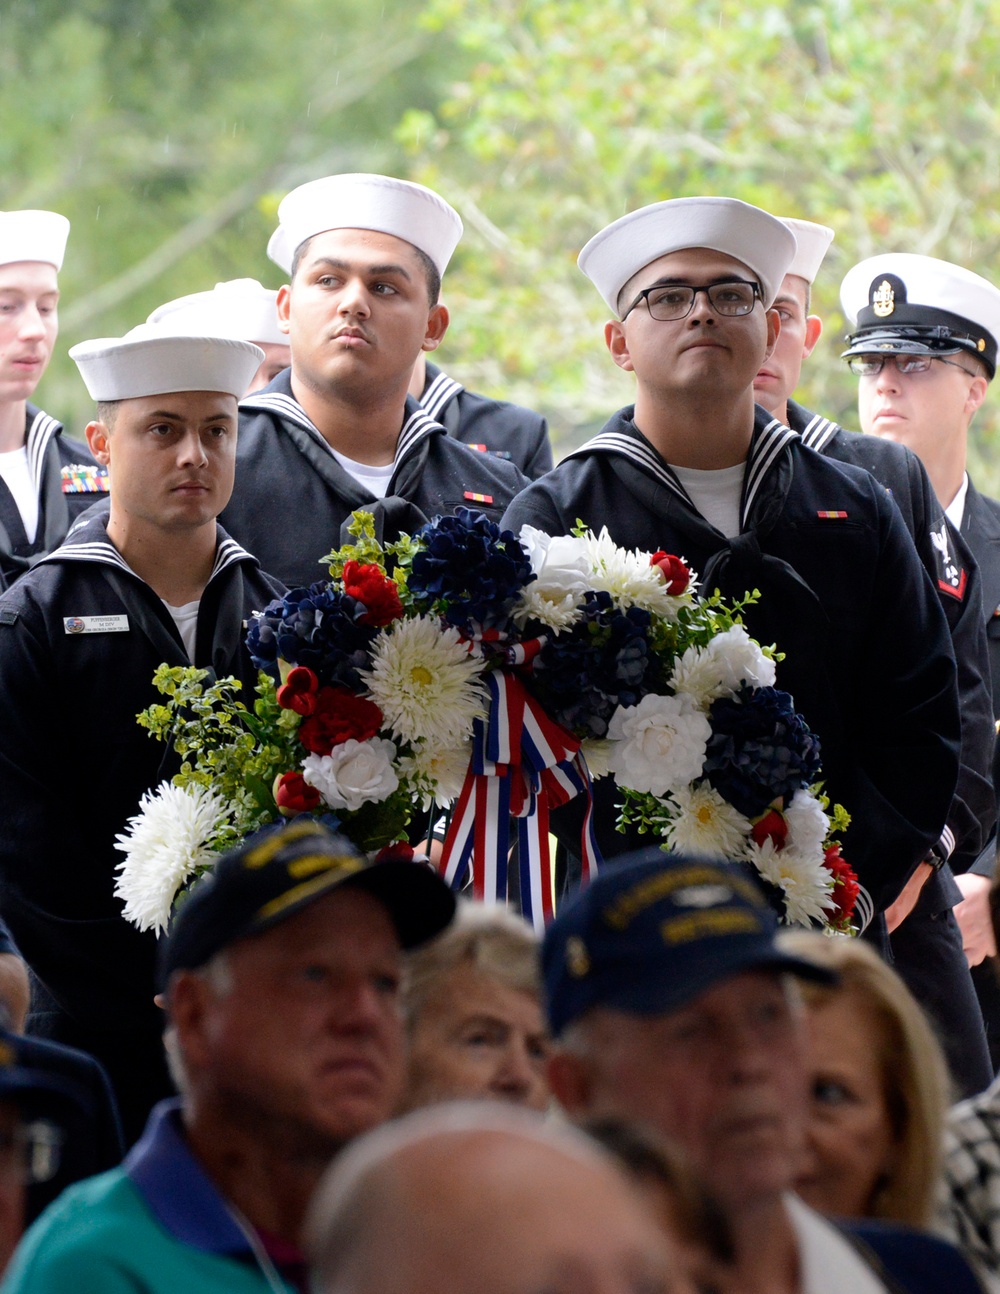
[[784, 788, 830, 861], [303, 738, 400, 813], [582, 527, 690, 617], [663, 784, 753, 858], [361, 616, 487, 746], [748, 838, 835, 927], [399, 741, 473, 809], [114, 781, 228, 934], [579, 737, 614, 781], [607, 693, 711, 797], [671, 626, 777, 707]]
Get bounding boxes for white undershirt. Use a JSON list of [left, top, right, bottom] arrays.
[[671, 461, 746, 538], [945, 472, 970, 529], [329, 449, 395, 500], [0, 446, 38, 543], [785, 1195, 888, 1294], [164, 599, 200, 661]]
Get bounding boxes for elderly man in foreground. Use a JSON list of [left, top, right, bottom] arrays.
[[306, 1102, 690, 1294], [543, 849, 984, 1294], [2, 821, 455, 1293]]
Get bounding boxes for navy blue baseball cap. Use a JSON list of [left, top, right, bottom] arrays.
[[161, 819, 456, 982], [543, 849, 835, 1037]]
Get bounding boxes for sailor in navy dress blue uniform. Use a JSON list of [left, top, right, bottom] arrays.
[[0, 328, 284, 1146], [219, 173, 528, 590], [412, 354, 553, 480], [755, 222, 996, 1095], [502, 197, 961, 931], [0, 209, 107, 592]]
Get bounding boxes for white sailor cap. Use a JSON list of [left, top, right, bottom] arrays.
[[841, 253, 1000, 379], [779, 218, 835, 286], [0, 210, 70, 271], [147, 279, 286, 346], [267, 173, 463, 278], [69, 325, 264, 402], [578, 197, 796, 315]]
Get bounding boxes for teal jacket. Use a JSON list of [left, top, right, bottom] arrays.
[[2, 1102, 298, 1293]]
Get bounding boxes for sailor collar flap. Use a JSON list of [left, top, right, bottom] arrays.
[[566, 404, 800, 534]]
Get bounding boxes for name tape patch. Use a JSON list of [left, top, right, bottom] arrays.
[[63, 615, 129, 635]]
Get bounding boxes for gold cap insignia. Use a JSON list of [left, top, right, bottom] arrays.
[[979, 338, 986, 351], [872, 280, 895, 318], [565, 936, 590, 978]]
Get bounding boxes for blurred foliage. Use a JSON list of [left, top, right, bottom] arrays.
[[0, 0, 463, 431], [7, 0, 1000, 491], [396, 0, 1000, 487]]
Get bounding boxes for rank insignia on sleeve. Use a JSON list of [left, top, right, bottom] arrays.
[[61, 464, 109, 494], [464, 491, 494, 505], [930, 521, 967, 601], [816, 511, 848, 519]]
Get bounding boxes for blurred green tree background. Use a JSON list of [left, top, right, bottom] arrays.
[[6, 0, 1000, 487]]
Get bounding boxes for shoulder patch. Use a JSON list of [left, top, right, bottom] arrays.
[[930, 520, 967, 601], [0, 609, 18, 626], [61, 464, 109, 494]]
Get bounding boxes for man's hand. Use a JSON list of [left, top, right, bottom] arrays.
[[954, 872, 997, 966], [885, 861, 934, 934]]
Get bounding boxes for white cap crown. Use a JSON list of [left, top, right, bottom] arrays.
[[779, 218, 835, 286], [70, 325, 264, 402], [578, 197, 796, 314], [0, 210, 70, 271], [267, 173, 463, 278], [147, 279, 286, 346]]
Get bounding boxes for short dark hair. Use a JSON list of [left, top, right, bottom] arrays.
[[96, 401, 119, 429], [290, 235, 440, 306]]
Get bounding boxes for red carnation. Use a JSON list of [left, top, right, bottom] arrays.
[[298, 686, 383, 755], [375, 842, 416, 864], [343, 561, 404, 627], [275, 771, 322, 815], [276, 666, 320, 716], [649, 550, 691, 595], [751, 806, 788, 850], [823, 844, 860, 927]]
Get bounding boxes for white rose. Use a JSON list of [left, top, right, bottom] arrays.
[[607, 693, 711, 797], [783, 788, 830, 860], [302, 738, 399, 813], [514, 527, 591, 629]]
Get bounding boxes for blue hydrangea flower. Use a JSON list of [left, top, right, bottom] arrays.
[[702, 685, 822, 818], [246, 584, 377, 690], [529, 592, 662, 738], [408, 509, 534, 632]]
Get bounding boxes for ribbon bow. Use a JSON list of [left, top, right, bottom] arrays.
[[439, 669, 601, 931]]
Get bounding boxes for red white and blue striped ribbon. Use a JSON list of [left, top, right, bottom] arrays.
[[439, 669, 602, 932]]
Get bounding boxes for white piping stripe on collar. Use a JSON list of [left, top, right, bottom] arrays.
[[419, 369, 463, 421], [242, 391, 444, 470], [566, 431, 689, 501], [25, 409, 61, 496], [797, 413, 839, 453], [569, 418, 799, 530], [39, 532, 254, 583], [741, 417, 799, 520]]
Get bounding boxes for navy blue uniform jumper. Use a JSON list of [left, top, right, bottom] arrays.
[[221, 369, 529, 589], [501, 404, 962, 922], [0, 516, 284, 1144], [0, 405, 106, 592], [418, 360, 554, 481], [788, 400, 996, 1095]]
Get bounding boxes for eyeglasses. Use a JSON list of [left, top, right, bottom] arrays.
[[621, 279, 762, 322], [847, 353, 977, 378]]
